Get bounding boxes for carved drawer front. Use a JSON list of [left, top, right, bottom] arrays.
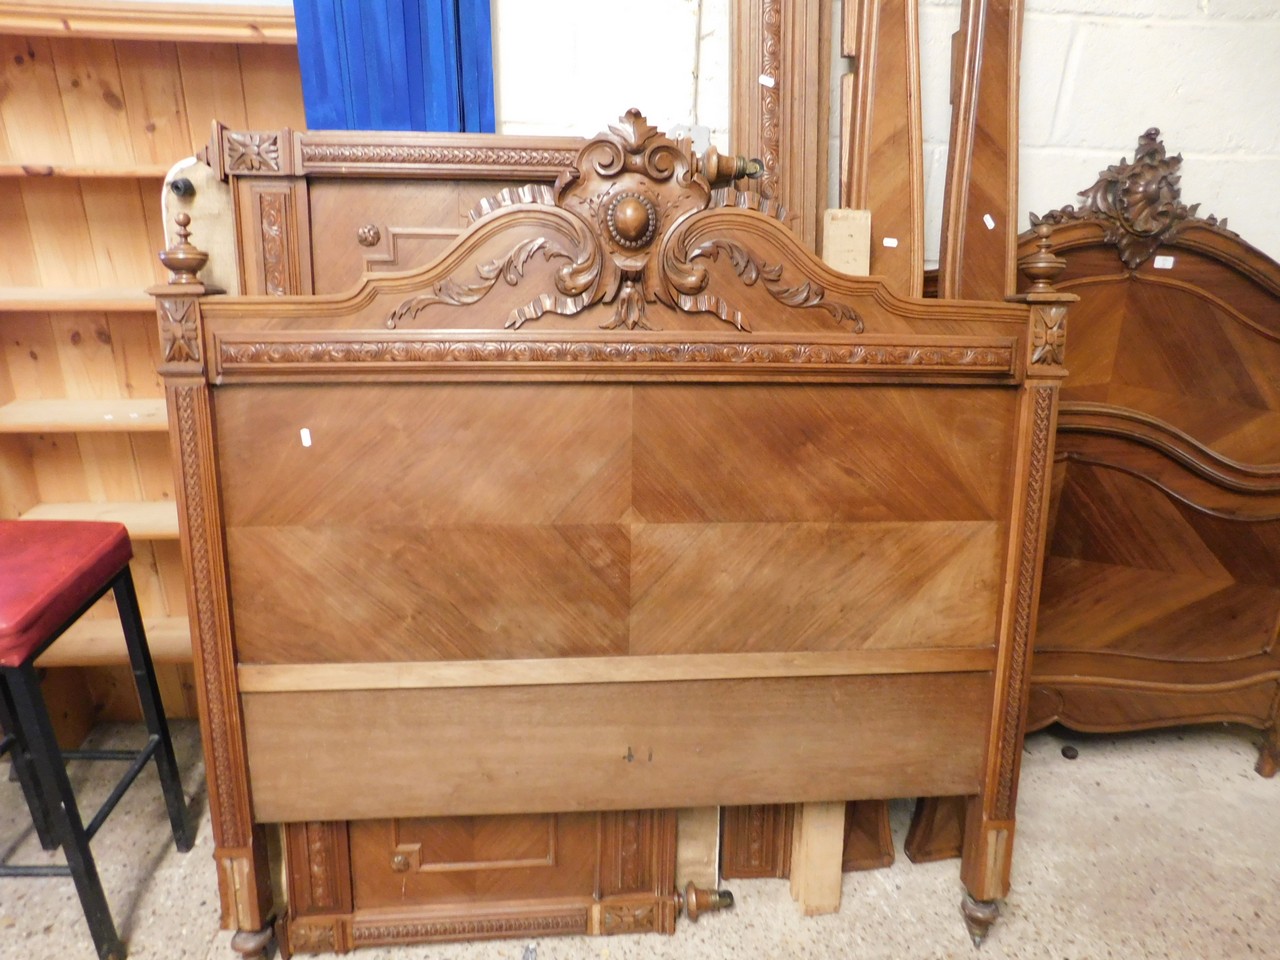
[[350, 813, 598, 907]]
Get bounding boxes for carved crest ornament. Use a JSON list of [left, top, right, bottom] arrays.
[[387, 110, 861, 334], [1037, 128, 1229, 269]]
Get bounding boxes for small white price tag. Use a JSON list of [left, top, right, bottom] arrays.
[[300, 427, 313, 448], [983, 213, 996, 230], [882, 237, 899, 248], [759, 74, 776, 88], [1153, 255, 1175, 270]]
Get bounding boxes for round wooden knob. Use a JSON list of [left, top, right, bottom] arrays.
[[613, 197, 650, 242], [606, 193, 656, 249]]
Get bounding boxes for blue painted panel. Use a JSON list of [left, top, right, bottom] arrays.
[[293, 0, 494, 133]]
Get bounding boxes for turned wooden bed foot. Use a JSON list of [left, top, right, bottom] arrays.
[[960, 894, 999, 947], [231, 925, 275, 960], [1257, 726, 1279, 778]]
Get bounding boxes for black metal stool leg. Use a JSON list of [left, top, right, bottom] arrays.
[[5, 661, 125, 960], [112, 570, 193, 852], [0, 675, 58, 851]]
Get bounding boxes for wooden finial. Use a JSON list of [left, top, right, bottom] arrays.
[[1018, 217, 1067, 294], [159, 212, 209, 285]]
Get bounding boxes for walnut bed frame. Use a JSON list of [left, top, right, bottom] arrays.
[[152, 112, 1071, 956]]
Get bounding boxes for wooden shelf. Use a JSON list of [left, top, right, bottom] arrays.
[[37, 615, 192, 668], [0, 398, 168, 433], [0, 163, 171, 179], [20, 501, 179, 539], [0, 288, 153, 312], [0, 2, 296, 44]]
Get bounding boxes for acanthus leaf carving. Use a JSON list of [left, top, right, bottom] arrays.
[[388, 232, 602, 331], [391, 110, 782, 333], [1036, 128, 1231, 268], [663, 237, 864, 334]]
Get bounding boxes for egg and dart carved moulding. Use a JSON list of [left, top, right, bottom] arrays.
[[386, 109, 861, 336]]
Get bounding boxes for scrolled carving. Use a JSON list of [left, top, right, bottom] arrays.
[[226, 131, 281, 173], [1038, 128, 1229, 268], [403, 110, 768, 333], [664, 238, 863, 333], [259, 192, 289, 296], [388, 228, 599, 330]]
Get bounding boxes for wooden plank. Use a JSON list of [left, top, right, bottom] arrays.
[[242, 672, 992, 822], [840, 0, 925, 296], [18, 179, 100, 288], [175, 43, 249, 144], [0, 35, 74, 163], [0, 182, 42, 286], [237, 43, 306, 130], [0, 314, 64, 398], [237, 648, 995, 693], [0, 3, 297, 44], [37, 615, 191, 667], [789, 801, 845, 915], [114, 40, 191, 166], [20, 499, 180, 538], [48, 36, 136, 167], [675, 807, 720, 890], [0, 163, 171, 177], [0, 435, 39, 518], [79, 178, 162, 288], [0, 397, 167, 431], [0, 287, 151, 311], [937, 0, 1023, 300]]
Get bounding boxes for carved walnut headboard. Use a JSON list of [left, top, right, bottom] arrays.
[[154, 111, 1072, 946]]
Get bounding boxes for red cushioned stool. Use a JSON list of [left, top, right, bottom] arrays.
[[0, 520, 193, 960]]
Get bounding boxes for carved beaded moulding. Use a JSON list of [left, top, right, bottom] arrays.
[[388, 109, 860, 334], [1037, 128, 1231, 269]]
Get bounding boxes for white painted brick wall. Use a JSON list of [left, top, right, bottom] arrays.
[[493, 0, 1280, 260], [491, 0, 730, 150]]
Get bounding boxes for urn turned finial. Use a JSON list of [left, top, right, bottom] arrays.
[[1018, 217, 1067, 294], [159, 212, 209, 285]]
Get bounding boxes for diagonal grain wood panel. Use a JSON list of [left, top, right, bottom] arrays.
[[632, 385, 1013, 523], [229, 524, 630, 664], [630, 521, 1002, 654], [217, 383, 632, 527], [1040, 463, 1280, 662]]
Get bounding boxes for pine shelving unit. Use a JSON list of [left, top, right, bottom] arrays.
[[0, 2, 305, 730]]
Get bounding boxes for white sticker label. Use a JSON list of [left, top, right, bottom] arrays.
[[1153, 255, 1175, 270], [300, 428, 313, 448], [983, 213, 996, 230], [758, 74, 776, 88], [882, 237, 899, 248]]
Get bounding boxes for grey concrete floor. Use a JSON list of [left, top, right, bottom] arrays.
[[1, 720, 1277, 960]]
